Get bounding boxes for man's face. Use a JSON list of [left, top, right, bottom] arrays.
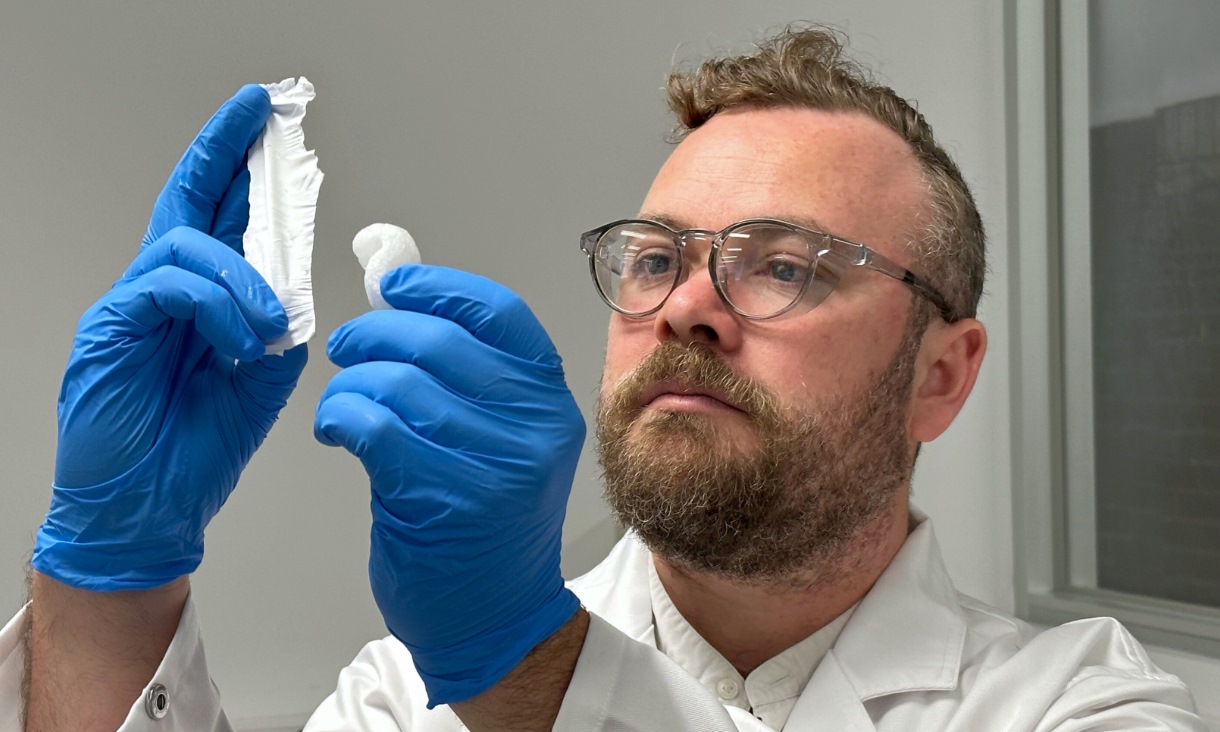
[[597, 107, 931, 583]]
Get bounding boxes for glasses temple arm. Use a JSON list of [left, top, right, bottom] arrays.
[[828, 238, 958, 321]]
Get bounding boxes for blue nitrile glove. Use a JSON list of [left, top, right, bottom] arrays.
[[314, 265, 586, 706], [32, 85, 308, 591]]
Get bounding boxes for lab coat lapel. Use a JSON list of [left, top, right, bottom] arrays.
[[830, 514, 967, 701], [571, 515, 970, 731], [783, 513, 967, 732], [782, 651, 876, 732]]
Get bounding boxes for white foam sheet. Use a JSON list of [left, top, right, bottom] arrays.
[[243, 77, 324, 355]]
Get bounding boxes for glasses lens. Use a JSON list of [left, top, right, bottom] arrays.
[[715, 223, 838, 317], [592, 222, 680, 315]]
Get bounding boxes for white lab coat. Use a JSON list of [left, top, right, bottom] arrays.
[[0, 514, 1205, 730]]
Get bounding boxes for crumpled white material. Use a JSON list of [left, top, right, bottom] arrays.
[[352, 223, 421, 310], [243, 77, 323, 355]]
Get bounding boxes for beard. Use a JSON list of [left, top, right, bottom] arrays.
[[596, 312, 926, 588]]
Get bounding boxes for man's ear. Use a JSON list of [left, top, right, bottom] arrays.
[[909, 317, 987, 442]]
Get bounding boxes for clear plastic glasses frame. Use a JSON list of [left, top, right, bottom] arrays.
[[579, 218, 957, 322]]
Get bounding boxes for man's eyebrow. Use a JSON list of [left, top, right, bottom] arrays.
[[636, 211, 839, 237], [635, 212, 693, 231], [779, 215, 836, 237]]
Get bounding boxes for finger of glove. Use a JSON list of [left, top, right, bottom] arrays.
[[143, 85, 270, 248], [232, 343, 309, 418], [326, 310, 526, 401], [125, 226, 288, 344], [313, 391, 420, 471], [108, 266, 266, 362], [315, 393, 486, 524], [319, 361, 496, 451], [380, 265, 560, 367], [210, 168, 251, 252]]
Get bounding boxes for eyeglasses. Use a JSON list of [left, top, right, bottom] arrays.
[[580, 218, 956, 321]]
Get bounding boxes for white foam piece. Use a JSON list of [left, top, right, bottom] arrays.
[[352, 223, 421, 310], [243, 77, 324, 355]]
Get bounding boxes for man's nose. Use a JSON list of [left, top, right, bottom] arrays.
[[653, 244, 743, 350]]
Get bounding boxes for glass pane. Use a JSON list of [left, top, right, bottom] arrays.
[[1087, 0, 1220, 607]]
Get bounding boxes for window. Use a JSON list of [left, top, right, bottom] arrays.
[[1011, 0, 1220, 657]]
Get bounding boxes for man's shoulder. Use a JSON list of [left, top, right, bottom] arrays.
[[949, 584, 1176, 687], [952, 590, 1150, 672], [838, 515, 1198, 719], [950, 601, 1199, 725], [842, 519, 1201, 726], [954, 590, 1039, 654], [958, 599, 1182, 685]]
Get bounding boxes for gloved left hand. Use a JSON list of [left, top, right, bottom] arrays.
[[314, 264, 586, 706], [32, 85, 309, 591]]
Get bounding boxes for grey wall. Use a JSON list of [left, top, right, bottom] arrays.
[[0, 1, 1015, 727]]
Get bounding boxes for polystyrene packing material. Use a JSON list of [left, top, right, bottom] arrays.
[[352, 223, 421, 310], [243, 77, 324, 354]]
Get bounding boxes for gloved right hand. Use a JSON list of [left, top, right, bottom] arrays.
[[31, 85, 308, 591]]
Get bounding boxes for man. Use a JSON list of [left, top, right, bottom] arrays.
[[1, 25, 1204, 731]]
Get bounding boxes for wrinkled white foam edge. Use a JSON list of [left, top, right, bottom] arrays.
[[243, 77, 324, 356]]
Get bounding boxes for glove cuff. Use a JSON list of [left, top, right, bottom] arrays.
[[32, 479, 203, 591], [31, 531, 201, 591], [407, 585, 582, 707]]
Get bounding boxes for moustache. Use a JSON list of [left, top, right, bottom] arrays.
[[601, 341, 782, 426]]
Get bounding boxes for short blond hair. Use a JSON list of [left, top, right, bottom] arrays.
[[666, 25, 985, 320]]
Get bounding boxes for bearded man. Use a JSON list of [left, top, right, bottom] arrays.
[[8, 24, 1203, 732]]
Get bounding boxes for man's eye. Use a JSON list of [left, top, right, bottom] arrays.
[[628, 250, 676, 279], [765, 257, 809, 284]]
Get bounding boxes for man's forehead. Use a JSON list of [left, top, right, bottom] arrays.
[[673, 107, 913, 165], [640, 107, 925, 251]]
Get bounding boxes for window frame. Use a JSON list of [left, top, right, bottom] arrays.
[[1007, 0, 1220, 658]]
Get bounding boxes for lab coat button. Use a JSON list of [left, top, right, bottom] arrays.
[[716, 677, 740, 700], [145, 683, 170, 719]]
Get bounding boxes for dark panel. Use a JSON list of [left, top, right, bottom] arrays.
[[1092, 94, 1220, 607]]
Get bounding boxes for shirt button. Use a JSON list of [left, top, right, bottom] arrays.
[[716, 677, 740, 700]]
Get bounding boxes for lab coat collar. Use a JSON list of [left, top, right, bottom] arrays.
[[831, 506, 966, 700], [569, 507, 968, 721], [567, 525, 658, 645], [784, 509, 967, 731]]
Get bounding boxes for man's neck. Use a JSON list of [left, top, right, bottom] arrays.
[[651, 496, 911, 676]]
